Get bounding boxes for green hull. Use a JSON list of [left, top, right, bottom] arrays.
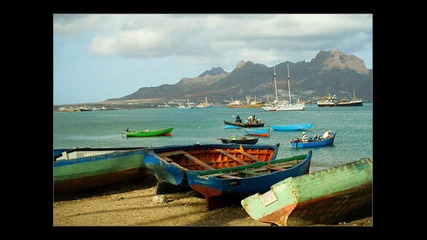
[[241, 158, 373, 226], [125, 127, 174, 137], [54, 149, 148, 195]]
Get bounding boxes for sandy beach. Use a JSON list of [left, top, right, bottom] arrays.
[[53, 175, 372, 227]]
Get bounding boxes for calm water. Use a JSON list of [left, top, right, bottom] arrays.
[[53, 103, 373, 171]]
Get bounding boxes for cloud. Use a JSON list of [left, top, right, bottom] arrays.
[[55, 13, 372, 67]]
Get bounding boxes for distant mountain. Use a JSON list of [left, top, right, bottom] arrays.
[[107, 49, 373, 103]]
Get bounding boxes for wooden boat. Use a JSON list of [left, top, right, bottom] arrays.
[[271, 123, 314, 131], [224, 120, 265, 128], [143, 143, 280, 194], [54, 147, 150, 196], [219, 136, 259, 145], [244, 128, 270, 137], [241, 157, 372, 226], [290, 131, 336, 148], [187, 150, 312, 210], [124, 126, 174, 137]]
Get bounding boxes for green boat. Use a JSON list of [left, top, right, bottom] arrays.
[[241, 158, 372, 226], [54, 147, 150, 196], [124, 126, 174, 137]]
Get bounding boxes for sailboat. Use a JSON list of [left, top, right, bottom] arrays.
[[262, 64, 306, 111]]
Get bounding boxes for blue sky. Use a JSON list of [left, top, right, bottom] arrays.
[[53, 14, 372, 105]]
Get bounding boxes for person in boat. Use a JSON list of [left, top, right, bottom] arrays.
[[125, 128, 130, 132], [322, 130, 333, 139], [235, 115, 242, 123], [301, 132, 309, 143], [252, 115, 257, 124], [247, 115, 253, 123]]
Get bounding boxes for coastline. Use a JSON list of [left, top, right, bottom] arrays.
[[53, 177, 372, 227]]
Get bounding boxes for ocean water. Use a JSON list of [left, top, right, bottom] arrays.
[[53, 103, 373, 171]]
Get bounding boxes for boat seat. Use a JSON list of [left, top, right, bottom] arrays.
[[215, 149, 248, 165], [183, 153, 214, 170], [237, 150, 262, 162], [158, 150, 214, 170]]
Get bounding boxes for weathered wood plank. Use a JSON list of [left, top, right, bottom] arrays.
[[183, 153, 214, 170], [215, 149, 249, 165]]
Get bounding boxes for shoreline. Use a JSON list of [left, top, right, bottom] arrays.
[[53, 177, 372, 227]]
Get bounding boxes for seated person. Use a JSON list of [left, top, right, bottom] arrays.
[[322, 130, 333, 139], [235, 115, 242, 123], [301, 132, 309, 143]]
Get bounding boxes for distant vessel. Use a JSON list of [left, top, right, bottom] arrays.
[[195, 97, 212, 108], [227, 95, 263, 108], [317, 89, 363, 107], [177, 99, 195, 109], [262, 64, 305, 111]]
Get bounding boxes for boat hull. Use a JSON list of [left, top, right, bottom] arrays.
[[187, 151, 312, 210], [241, 157, 372, 226], [271, 123, 313, 131], [125, 127, 174, 137], [244, 128, 270, 137], [290, 131, 336, 148], [54, 147, 149, 196], [224, 120, 265, 128], [143, 143, 280, 194], [220, 137, 259, 144]]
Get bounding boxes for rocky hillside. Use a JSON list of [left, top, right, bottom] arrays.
[[107, 49, 373, 104]]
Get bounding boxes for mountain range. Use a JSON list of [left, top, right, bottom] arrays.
[[107, 48, 373, 104]]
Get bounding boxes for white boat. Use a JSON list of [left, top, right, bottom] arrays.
[[176, 99, 195, 109], [262, 64, 305, 111], [317, 89, 363, 107], [195, 97, 212, 108]]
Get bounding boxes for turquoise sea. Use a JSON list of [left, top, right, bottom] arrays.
[[53, 103, 373, 171]]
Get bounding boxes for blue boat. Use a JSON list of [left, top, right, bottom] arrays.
[[244, 127, 270, 137], [271, 123, 314, 131], [143, 143, 280, 194], [187, 150, 312, 210], [290, 131, 337, 149]]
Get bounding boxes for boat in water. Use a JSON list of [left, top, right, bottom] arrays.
[[271, 123, 314, 131], [317, 90, 363, 107], [219, 136, 259, 144], [290, 131, 336, 149], [262, 64, 305, 111], [123, 127, 174, 137]]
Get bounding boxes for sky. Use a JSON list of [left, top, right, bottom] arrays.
[[53, 14, 373, 105]]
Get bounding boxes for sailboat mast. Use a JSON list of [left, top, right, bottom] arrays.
[[287, 63, 292, 104], [273, 66, 278, 103]]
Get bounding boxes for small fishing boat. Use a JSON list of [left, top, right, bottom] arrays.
[[223, 120, 265, 128], [244, 128, 270, 137], [123, 126, 174, 137], [218, 136, 259, 145], [187, 150, 312, 210], [271, 123, 313, 131], [290, 131, 336, 148], [143, 143, 280, 194], [54, 147, 150, 196], [241, 157, 372, 226]]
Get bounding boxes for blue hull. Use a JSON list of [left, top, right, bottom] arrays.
[[271, 123, 314, 131], [291, 131, 336, 149], [143, 143, 280, 192], [187, 151, 312, 210]]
